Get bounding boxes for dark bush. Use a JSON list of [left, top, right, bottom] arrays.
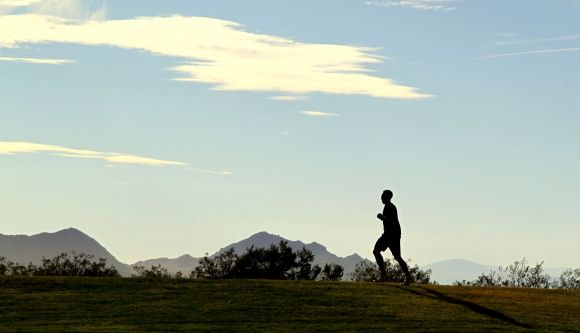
[[350, 260, 433, 284], [191, 248, 237, 279], [132, 264, 171, 280], [557, 268, 580, 290], [453, 258, 552, 288], [33, 252, 120, 277], [321, 263, 344, 281], [0, 256, 8, 275], [293, 248, 321, 280], [191, 241, 323, 280]]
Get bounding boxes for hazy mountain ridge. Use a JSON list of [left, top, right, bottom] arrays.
[[133, 254, 200, 275], [134, 231, 370, 277], [1, 228, 569, 282], [212, 231, 369, 277], [0, 228, 132, 276], [422, 258, 569, 285]]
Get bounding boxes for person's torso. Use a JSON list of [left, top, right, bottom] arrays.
[[382, 203, 401, 237]]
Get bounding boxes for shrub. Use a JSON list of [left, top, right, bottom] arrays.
[[293, 248, 321, 280], [557, 268, 580, 290], [32, 252, 119, 277], [0, 256, 8, 275], [133, 264, 171, 280], [350, 260, 433, 284], [454, 258, 552, 288], [191, 241, 323, 280], [191, 248, 237, 279], [321, 263, 344, 281]]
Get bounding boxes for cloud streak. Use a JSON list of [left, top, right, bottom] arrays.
[[0, 14, 430, 99], [365, 0, 457, 11], [474, 47, 580, 60], [300, 111, 339, 117], [0, 141, 187, 167], [495, 34, 580, 46], [183, 167, 234, 176], [0, 0, 43, 8], [0, 56, 74, 64], [269, 95, 307, 101]]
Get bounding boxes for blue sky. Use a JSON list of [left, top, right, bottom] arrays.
[[1, 0, 579, 267]]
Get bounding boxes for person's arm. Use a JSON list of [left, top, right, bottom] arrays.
[[377, 213, 384, 220]]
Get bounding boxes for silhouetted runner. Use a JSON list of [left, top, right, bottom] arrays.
[[373, 190, 412, 285]]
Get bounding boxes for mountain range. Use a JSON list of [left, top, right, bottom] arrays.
[[1, 228, 368, 279], [0, 228, 568, 284]]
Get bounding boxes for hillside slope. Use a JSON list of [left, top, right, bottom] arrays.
[[0, 277, 578, 332], [0, 228, 132, 276]]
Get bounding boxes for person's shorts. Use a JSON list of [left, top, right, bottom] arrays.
[[374, 234, 401, 253]]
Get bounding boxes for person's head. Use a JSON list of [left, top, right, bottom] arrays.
[[381, 190, 393, 204]]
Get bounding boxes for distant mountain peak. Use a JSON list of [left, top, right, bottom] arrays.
[[305, 241, 327, 252], [0, 227, 132, 276]]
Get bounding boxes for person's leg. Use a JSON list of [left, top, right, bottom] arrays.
[[373, 236, 388, 279], [389, 239, 411, 282]]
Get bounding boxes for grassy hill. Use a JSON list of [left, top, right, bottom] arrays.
[[1, 277, 578, 332]]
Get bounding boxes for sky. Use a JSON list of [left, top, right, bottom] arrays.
[[1, 0, 579, 268]]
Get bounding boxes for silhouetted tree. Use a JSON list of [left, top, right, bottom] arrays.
[[453, 258, 551, 288], [191, 241, 326, 280], [0, 256, 8, 275], [293, 248, 321, 280], [191, 248, 238, 279], [350, 260, 432, 284], [321, 263, 344, 281], [133, 264, 171, 280], [235, 242, 298, 279], [349, 261, 380, 282], [11, 263, 35, 276], [31, 252, 119, 277], [557, 268, 580, 290]]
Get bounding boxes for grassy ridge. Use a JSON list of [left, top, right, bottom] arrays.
[[1, 276, 579, 332]]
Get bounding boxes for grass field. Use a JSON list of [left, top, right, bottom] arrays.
[[1, 276, 579, 332]]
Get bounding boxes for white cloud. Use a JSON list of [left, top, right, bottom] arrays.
[[497, 32, 518, 38], [494, 34, 580, 46], [0, 141, 187, 167], [474, 47, 580, 60], [0, 0, 42, 8], [183, 167, 233, 176], [0, 56, 74, 64], [0, 14, 430, 99], [300, 111, 339, 117], [0, 0, 107, 19], [365, 0, 457, 11], [269, 95, 307, 101]]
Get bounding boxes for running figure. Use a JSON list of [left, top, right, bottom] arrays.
[[373, 190, 412, 285]]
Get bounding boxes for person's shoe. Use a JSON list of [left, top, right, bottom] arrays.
[[400, 276, 412, 286], [375, 273, 388, 283]]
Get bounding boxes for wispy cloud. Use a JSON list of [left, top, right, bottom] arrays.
[[182, 167, 233, 176], [269, 95, 307, 101], [365, 0, 457, 11], [494, 34, 580, 46], [0, 0, 107, 19], [0, 0, 43, 8], [474, 47, 580, 60], [497, 32, 518, 38], [300, 111, 339, 117], [0, 56, 74, 64], [0, 141, 187, 167], [0, 14, 430, 99]]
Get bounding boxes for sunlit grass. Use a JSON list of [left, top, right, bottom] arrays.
[[0, 276, 578, 332]]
